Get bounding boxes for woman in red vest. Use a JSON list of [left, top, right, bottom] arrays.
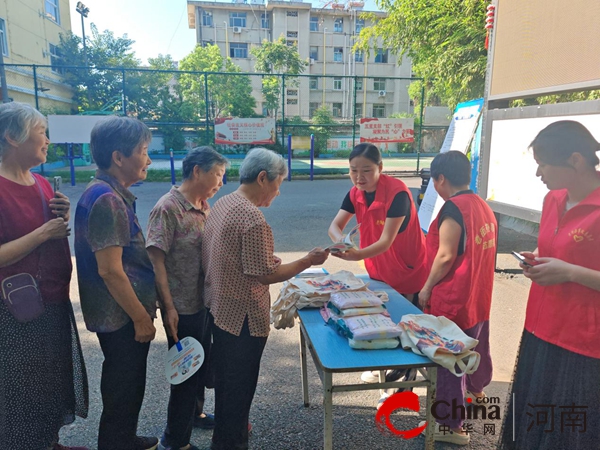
[[418, 151, 497, 445], [328, 143, 427, 387], [499, 121, 600, 450], [328, 143, 427, 298]]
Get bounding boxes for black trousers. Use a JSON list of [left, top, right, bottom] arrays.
[[97, 320, 150, 450], [211, 317, 267, 450], [163, 309, 211, 448]]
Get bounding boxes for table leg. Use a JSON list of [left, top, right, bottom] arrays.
[[323, 371, 333, 450], [378, 369, 385, 396], [425, 366, 438, 450], [300, 326, 310, 407]]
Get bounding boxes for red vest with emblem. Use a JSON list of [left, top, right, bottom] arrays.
[[525, 185, 600, 358], [349, 174, 427, 295], [426, 193, 497, 330]]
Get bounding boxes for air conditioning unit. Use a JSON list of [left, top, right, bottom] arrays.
[[309, 58, 315, 65], [378, 90, 386, 97], [232, 26, 242, 33]]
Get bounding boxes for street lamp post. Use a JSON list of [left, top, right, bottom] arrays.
[[76, 2, 90, 66]]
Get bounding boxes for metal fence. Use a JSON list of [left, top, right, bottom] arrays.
[[1, 63, 447, 173]]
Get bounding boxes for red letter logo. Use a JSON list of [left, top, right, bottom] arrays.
[[375, 391, 426, 439]]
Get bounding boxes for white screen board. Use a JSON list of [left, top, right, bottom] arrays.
[[486, 114, 600, 215], [48, 115, 113, 144]]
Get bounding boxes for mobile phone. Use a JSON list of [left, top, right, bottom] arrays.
[[511, 251, 534, 267], [53, 176, 62, 193]]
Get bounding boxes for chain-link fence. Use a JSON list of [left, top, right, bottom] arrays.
[[1, 64, 447, 173]]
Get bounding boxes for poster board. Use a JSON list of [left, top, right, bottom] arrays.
[[488, 0, 600, 101], [418, 99, 484, 232], [480, 100, 600, 222], [214, 118, 276, 145], [48, 115, 111, 144]]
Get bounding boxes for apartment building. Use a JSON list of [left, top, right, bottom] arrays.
[[187, 0, 412, 120], [0, 0, 73, 111]]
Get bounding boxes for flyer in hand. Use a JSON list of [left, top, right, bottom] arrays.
[[326, 224, 360, 253]]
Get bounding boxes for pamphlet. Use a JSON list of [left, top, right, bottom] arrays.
[[326, 224, 360, 253], [296, 267, 329, 278]]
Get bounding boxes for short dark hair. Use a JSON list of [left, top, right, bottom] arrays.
[[530, 120, 600, 167], [430, 151, 471, 187], [348, 143, 382, 165], [90, 116, 152, 170], [182, 146, 229, 180]]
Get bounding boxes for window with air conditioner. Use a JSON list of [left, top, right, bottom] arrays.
[[229, 43, 248, 58], [202, 11, 213, 27], [229, 12, 246, 28], [310, 77, 319, 90], [310, 46, 318, 61], [333, 78, 342, 90], [310, 17, 319, 32], [373, 104, 386, 118], [334, 47, 343, 62], [334, 18, 343, 33], [373, 78, 385, 91]]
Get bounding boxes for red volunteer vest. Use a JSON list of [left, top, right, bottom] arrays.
[[350, 174, 427, 295], [525, 185, 600, 359], [426, 193, 497, 330]]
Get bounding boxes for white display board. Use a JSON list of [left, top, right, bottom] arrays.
[[359, 118, 414, 143], [48, 115, 112, 144], [214, 117, 276, 145], [418, 99, 484, 232], [486, 114, 600, 214]]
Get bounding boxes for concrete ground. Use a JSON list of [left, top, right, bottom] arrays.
[[58, 177, 536, 450]]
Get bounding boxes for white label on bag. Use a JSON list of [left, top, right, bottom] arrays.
[[164, 336, 205, 385]]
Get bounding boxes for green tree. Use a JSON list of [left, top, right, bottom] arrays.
[[357, 0, 487, 109], [179, 44, 256, 120], [310, 106, 336, 156], [251, 36, 308, 118], [57, 24, 141, 113]]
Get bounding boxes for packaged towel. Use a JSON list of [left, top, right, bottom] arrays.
[[329, 291, 384, 310], [327, 301, 387, 318], [335, 313, 402, 341]]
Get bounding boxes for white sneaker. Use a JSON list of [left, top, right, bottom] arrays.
[[361, 370, 388, 383], [418, 421, 470, 445]]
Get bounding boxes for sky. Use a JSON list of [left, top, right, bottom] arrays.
[[69, 0, 379, 65]]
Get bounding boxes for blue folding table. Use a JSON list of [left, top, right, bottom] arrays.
[[297, 275, 438, 449]]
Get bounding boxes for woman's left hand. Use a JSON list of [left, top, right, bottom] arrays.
[[523, 257, 573, 286], [49, 192, 70, 221], [330, 247, 362, 261]]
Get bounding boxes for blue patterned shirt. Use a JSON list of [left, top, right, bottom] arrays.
[[75, 171, 157, 333]]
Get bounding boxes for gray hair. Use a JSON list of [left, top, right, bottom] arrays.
[[90, 116, 152, 170], [239, 147, 288, 184], [182, 146, 230, 180], [0, 102, 46, 159]]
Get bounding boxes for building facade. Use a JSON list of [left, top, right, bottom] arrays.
[[0, 0, 74, 112], [187, 0, 413, 120]]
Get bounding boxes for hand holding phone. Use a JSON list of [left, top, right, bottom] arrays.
[[53, 176, 62, 194], [511, 251, 536, 267]]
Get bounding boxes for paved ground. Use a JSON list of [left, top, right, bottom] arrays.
[[57, 178, 536, 450]]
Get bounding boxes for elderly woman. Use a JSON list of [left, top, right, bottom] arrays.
[[202, 148, 328, 450], [146, 146, 228, 450], [0, 102, 88, 450], [74, 116, 158, 450]]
